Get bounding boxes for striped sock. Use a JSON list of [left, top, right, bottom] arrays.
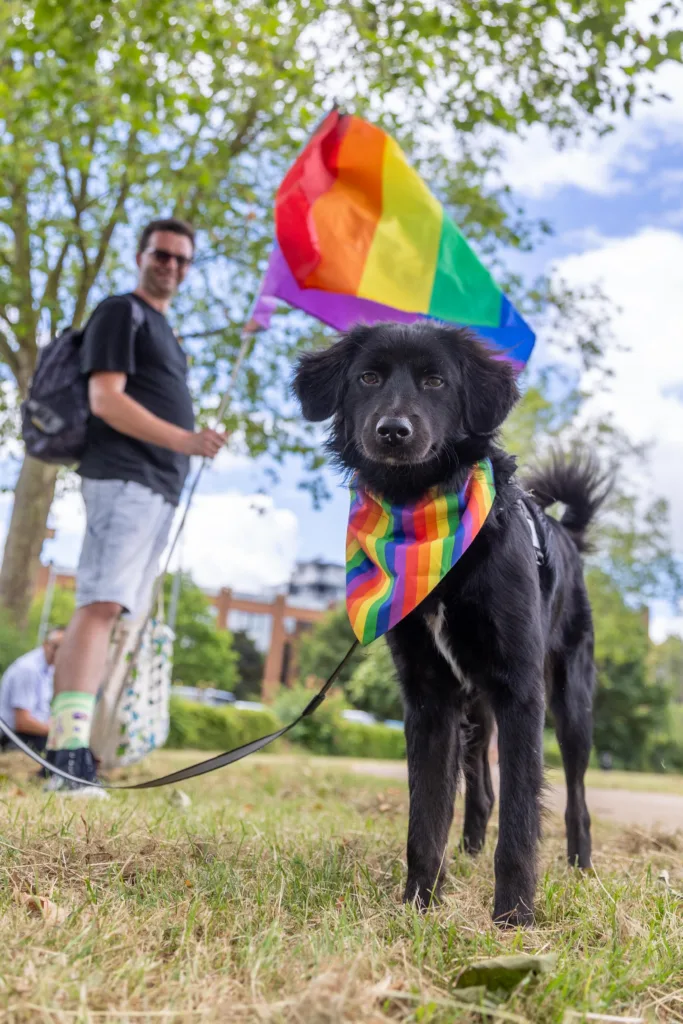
[[47, 692, 96, 751]]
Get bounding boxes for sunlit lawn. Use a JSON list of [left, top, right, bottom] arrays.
[[0, 749, 681, 1022]]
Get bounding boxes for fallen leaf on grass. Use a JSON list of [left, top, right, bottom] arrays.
[[455, 953, 557, 992], [14, 892, 69, 925], [455, 985, 487, 1004]]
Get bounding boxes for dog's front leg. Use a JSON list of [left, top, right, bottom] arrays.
[[403, 700, 461, 909], [491, 688, 544, 927]]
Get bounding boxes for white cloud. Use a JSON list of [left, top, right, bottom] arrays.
[[0, 451, 299, 598], [502, 62, 683, 198], [650, 604, 683, 643], [552, 226, 683, 638], [165, 491, 297, 594]]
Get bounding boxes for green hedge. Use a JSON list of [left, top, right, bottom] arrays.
[[543, 730, 563, 769], [167, 691, 405, 759], [273, 686, 348, 755], [334, 720, 405, 759], [170, 698, 682, 770], [167, 697, 280, 751]]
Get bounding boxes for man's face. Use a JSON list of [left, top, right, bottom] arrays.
[[43, 632, 64, 666], [136, 230, 194, 300]]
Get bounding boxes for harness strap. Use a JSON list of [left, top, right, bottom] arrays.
[[517, 498, 544, 566], [0, 643, 359, 790]]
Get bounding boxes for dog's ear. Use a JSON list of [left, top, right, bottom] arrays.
[[461, 340, 520, 436], [292, 327, 369, 422]]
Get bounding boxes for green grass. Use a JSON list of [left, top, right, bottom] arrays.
[[547, 766, 683, 796], [0, 749, 682, 1023]]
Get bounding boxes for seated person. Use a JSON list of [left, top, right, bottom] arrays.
[[0, 630, 64, 752]]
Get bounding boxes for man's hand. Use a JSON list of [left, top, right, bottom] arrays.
[[89, 374, 228, 459], [181, 428, 227, 459], [15, 707, 50, 736]]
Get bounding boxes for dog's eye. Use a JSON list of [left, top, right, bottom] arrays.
[[360, 372, 380, 386], [423, 375, 444, 389]]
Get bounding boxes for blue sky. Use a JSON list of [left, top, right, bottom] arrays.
[[7, 49, 683, 642]]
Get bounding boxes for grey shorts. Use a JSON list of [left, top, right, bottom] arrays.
[[76, 478, 176, 618]]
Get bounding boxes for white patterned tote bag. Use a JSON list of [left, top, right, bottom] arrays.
[[91, 593, 174, 770]]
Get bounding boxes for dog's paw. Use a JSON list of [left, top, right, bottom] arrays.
[[492, 901, 535, 929], [460, 833, 486, 858], [403, 878, 442, 911]]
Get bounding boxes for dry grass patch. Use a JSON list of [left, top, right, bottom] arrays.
[[0, 750, 681, 1023]]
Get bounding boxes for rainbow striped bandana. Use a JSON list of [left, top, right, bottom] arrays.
[[346, 459, 496, 645]]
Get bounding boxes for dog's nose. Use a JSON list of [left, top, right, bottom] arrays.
[[376, 416, 413, 445]]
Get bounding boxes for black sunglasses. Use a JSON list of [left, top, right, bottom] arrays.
[[146, 248, 193, 270]]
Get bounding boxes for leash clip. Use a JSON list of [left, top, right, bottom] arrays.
[[302, 693, 327, 717]]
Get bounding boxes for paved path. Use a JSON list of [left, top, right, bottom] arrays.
[[321, 758, 683, 831]]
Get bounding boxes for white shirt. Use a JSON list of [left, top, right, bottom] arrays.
[[0, 647, 54, 730]]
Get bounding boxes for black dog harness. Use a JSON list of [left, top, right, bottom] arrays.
[[518, 498, 545, 566]]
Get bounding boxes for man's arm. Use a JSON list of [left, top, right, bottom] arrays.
[[89, 373, 225, 459], [14, 707, 50, 736]]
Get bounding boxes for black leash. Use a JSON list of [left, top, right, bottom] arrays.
[[0, 643, 358, 790]]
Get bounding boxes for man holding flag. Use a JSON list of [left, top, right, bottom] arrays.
[[46, 218, 227, 794]]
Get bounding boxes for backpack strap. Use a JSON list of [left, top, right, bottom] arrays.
[[129, 294, 146, 332]]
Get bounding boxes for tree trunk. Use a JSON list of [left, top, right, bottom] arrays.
[[0, 455, 58, 628]]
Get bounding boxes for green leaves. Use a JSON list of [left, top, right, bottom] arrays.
[[0, 0, 681, 618], [163, 573, 239, 690], [588, 567, 673, 770]]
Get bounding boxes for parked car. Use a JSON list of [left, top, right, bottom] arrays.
[[341, 708, 376, 726], [233, 700, 266, 712], [171, 685, 235, 707], [203, 688, 235, 706], [171, 685, 204, 703]]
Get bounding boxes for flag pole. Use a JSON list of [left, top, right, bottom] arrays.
[[96, 106, 342, 751], [162, 104, 340, 577]]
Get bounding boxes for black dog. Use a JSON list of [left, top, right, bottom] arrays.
[[294, 321, 608, 926]]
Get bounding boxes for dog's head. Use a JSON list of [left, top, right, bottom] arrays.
[[293, 322, 519, 499]]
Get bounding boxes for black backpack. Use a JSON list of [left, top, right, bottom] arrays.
[[22, 297, 144, 465]]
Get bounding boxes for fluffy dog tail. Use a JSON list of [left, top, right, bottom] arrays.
[[522, 450, 611, 553]]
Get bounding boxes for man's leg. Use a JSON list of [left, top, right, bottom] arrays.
[[49, 601, 121, 755], [53, 602, 121, 699], [46, 479, 173, 792]]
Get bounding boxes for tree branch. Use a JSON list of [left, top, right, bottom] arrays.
[[0, 328, 20, 379], [226, 95, 262, 159], [56, 126, 100, 314], [182, 325, 234, 340], [72, 131, 137, 326], [9, 183, 37, 368], [57, 140, 79, 213], [40, 238, 71, 310]]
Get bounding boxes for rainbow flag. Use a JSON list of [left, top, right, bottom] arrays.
[[346, 459, 496, 645], [249, 110, 535, 368]]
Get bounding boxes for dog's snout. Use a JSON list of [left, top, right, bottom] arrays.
[[376, 416, 414, 445]]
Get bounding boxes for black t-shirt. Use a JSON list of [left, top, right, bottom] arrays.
[[78, 293, 195, 506]]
